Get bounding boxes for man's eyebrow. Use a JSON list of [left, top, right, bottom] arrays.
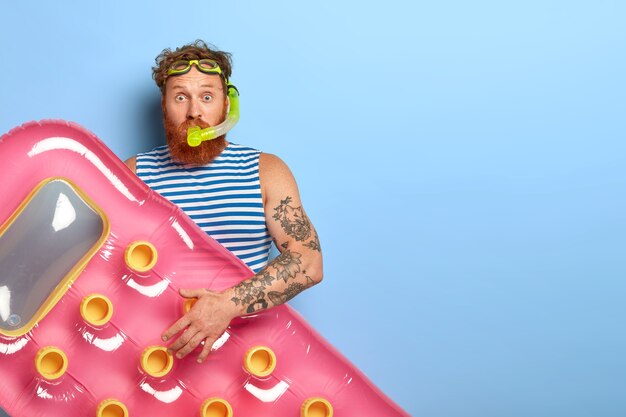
[[168, 83, 189, 90]]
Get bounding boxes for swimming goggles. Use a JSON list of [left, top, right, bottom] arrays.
[[167, 59, 224, 78]]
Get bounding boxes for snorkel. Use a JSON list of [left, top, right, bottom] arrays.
[[186, 83, 240, 147]]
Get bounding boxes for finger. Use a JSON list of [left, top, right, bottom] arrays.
[[179, 288, 206, 298], [168, 327, 195, 352], [162, 315, 191, 342], [197, 336, 217, 363], [175, 331, 207, 359]]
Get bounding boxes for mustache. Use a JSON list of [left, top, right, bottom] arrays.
[[176, 119, 212, 135]]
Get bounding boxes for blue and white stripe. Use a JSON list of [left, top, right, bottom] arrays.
[[136, 143, 272, 273]]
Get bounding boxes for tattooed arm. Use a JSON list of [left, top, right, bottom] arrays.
[[162, 153, 323, 362], [230, 153, 323, 312]]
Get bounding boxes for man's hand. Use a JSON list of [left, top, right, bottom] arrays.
[[162, 288, 240, 363]]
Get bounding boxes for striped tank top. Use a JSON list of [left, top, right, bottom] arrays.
[[136, 143, 272, 273]]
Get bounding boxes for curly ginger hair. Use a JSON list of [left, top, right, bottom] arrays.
[[152, 40, 233, 94]]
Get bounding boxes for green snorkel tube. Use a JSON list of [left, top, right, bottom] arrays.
[[187, 83, 240, 147]]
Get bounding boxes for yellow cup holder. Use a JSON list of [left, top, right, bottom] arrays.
[[301, 397, 333, 417], [97, 399, 128, 417], [201, 398, 233, 417], [80, 294, 113, 326], [183, 298, 197, 314], [140, 346, 174, 377], [243, 346, 276, 377], [125, 241, 158, 273], [35, 346, 68, 380]]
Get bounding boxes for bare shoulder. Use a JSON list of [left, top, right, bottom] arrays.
[[259, 153, 290, 173], [124, 156, 137, 173], [259, 153, 295, 182], [258, 153, 299, 202]]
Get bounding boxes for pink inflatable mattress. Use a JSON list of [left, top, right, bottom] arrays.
[[0, 120, 409, 417]]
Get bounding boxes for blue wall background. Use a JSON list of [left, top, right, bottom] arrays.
[[1, 1, 625, 416]]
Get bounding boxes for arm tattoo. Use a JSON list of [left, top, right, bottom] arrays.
[[304, 230, 321, 252], [268, 282, 307, 305], [272, 196, 311, 241], [274, 250, 302, 282], [273, 196, 321, 252], [235, 198, 320, 313], [230, 271, 272, 314], [230, 250, 310, 313], [304, 274, 315, 286]]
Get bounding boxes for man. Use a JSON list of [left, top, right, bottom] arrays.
[[124, 40, 323, 364]]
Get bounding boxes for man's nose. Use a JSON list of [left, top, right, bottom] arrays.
[[186, 99, 202, 120]]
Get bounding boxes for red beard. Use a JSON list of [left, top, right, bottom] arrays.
[[163, 112, 227, 166]]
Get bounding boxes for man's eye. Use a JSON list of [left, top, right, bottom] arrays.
[[175, 95, 186, 102], [203, 95, 213, 102]]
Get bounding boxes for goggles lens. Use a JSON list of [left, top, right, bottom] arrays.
[[168, 59, 222, 76]]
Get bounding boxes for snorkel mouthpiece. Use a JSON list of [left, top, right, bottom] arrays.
[[186, 83, 240, 147], [187, 126, 216, 147]]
